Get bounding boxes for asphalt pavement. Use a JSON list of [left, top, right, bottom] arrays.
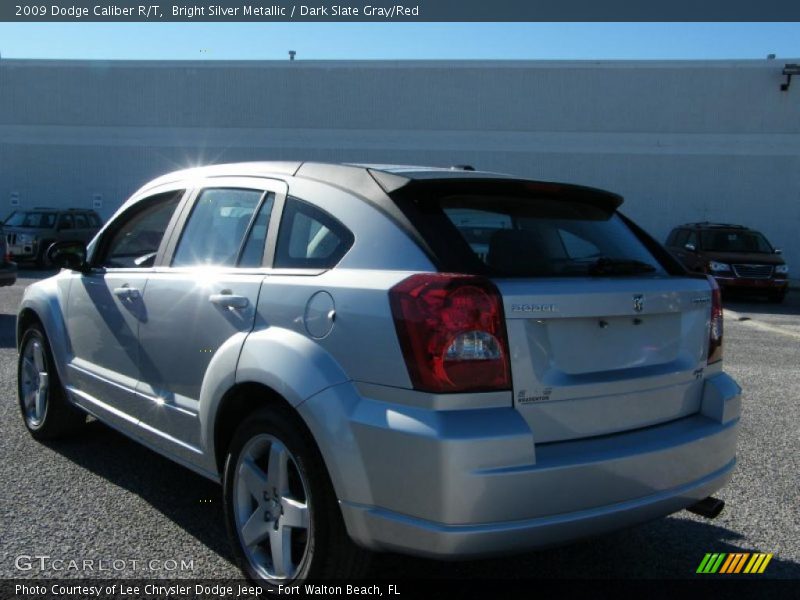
[[0, 270, 797, 580]]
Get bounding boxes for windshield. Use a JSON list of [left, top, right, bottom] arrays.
[[414, 195, 665, 278], [5, 211, 57, 228], [700, 230, 773, 254]]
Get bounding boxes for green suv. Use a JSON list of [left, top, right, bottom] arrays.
[[4, 208, 102, 267]]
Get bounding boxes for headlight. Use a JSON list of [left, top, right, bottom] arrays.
[[16, 234, 35, 244], [775, 265, 789, 275], [708, 261, 732, 272]]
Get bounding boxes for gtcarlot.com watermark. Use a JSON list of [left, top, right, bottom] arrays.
[[15, 554, 195, 573]]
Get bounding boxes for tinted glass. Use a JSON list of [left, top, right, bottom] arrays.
[[172, 188, 263, 267], [420, 195, 664, 277], [59, 214, 75, 230], [73, 214, 89, 228], [100, 192, 182, 268], [700, 230, 773, 254], [88, 213, 101, 227], [274, 198, 354, 269], [673, 230, 689, 247], [238, 193, 275, 267], [5, 212, 56, 228]]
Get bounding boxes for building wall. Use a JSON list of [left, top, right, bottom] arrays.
[[1, 59, 799, 269]]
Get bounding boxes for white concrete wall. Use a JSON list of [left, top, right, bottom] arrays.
[[1, 59, 799, 270]]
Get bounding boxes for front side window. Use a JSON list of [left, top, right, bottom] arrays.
[[172, 188, 264, 267], [274, 198, 354, 269], [97, 191, 183, 269]]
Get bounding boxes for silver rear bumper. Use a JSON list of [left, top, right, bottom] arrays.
[[341, 459, 734, 558], [300, 373, 740, 558]]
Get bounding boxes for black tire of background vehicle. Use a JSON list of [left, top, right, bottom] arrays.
[[17, 325, 87, 440], [768, 290, 787, 304], [35, 240, 54, 268], [223, 406, 370, 585]]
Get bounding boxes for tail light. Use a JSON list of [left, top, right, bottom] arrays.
[[708, 275, 723, 364], [389, 273, 511, 393]]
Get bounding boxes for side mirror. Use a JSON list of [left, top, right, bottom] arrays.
[[47, 241, 88, 272], [684, 243, 697, 252], [774, 248, 782, 255]]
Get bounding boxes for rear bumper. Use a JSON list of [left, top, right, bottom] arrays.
[[341, 459, 734, 558], [301, 373, 741, 558]]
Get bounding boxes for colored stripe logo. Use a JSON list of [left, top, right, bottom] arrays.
[[697, 553, 773, 574]]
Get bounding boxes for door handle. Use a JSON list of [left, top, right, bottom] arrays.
[[113, 286, 141, 300], [209, 291, 249, 309]]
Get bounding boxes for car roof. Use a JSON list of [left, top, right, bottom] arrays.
[[134, 161, 623, 209], [677, 222, 751, 230], [21, 208, 95, 213]]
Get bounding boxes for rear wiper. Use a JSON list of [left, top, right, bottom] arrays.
[[588, 257, 657, 276]]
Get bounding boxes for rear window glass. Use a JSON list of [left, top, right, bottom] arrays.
[[411, 195, 665, 278]]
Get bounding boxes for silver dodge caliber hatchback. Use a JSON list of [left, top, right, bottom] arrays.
[[17, 162, 741, 584]]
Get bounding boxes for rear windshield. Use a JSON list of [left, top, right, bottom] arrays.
[[700, 230, 773, 254], [406, 195, 665, 278], [5, 211, 57, 228]]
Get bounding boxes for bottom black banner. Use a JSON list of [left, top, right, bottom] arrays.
[[1, 578, 795, 600]]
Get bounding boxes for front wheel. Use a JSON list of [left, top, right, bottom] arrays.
[[18, 325, 86, 439], [35, 241, 54, 268], [223, 407, 369, 586]]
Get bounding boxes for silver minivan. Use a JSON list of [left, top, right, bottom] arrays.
[[17, 162, 740, 585]]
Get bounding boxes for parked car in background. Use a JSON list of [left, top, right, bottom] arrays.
[[4, 208, 102, 267], [17, 163, 740, 585], [666, 222, 789, 303], [0, 225, 17, 286]]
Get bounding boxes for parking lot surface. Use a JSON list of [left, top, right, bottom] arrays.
[[0, 271, 798, 579]]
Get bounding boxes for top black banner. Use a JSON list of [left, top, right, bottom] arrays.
[[4, 0, 800, 22]]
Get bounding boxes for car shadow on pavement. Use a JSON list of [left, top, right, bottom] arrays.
[[41, 420, 234, 563], [723, 290, 800, 317], [370, 518, 800, 579], [40, 420, 800, 580]]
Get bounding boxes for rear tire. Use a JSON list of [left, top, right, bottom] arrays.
[[222, 406, 369, 586], [18, 325, 86, 440]]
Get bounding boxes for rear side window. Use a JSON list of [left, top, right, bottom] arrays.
[[274, 198, 353, 269], [172, 188, 264, 267], [403, 194, 665, 278], [88, 213, 101, 227], [73, 213, 89, 228], [58, 214, 74, 230]]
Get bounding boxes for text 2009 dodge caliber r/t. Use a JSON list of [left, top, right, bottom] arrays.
[[17, 162, 740, 585]]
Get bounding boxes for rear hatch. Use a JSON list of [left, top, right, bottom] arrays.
[[497, 277, 710, 442], [389, 177, 713, 442]]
